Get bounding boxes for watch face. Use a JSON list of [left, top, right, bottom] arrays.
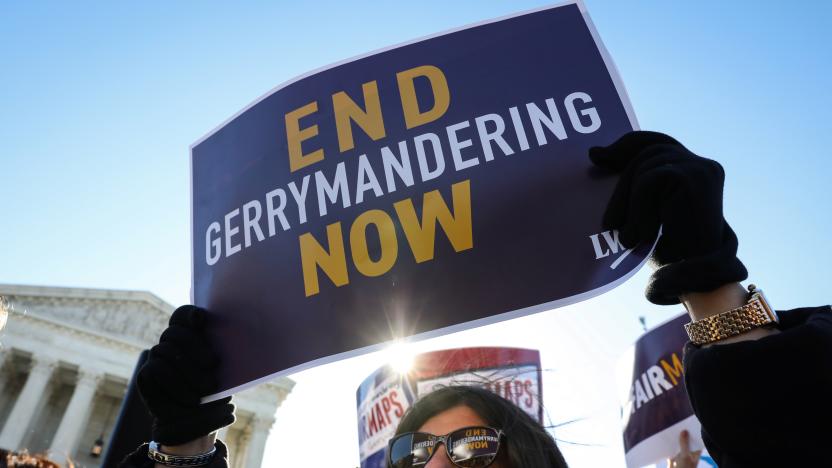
[[754, 291, 779, 323]]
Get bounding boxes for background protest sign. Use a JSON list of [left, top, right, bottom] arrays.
[[357, 347, 542, 468], [191, 0, 651, 400], [357, 366, 412, 468], [618, 314, 706, 467]]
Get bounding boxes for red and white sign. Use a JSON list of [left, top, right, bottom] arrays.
[[415, 364, 541, 420], [357, 368, 411, 460]]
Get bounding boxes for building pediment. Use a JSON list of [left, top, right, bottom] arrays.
[[0, 284, 173, 348]]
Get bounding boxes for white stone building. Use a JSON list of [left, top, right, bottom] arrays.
[[0, 284, 294, 468]]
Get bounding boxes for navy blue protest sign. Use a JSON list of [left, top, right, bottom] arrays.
[[618, 314, 705, 467], [191, 1, 650, 399]]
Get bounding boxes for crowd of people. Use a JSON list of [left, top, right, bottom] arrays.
[[119, 132, 830, 468]]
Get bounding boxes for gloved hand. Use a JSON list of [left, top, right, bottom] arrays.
[[138, 305, 235, 445], [589, 131, 747, 304]]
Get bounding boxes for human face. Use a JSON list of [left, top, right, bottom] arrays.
[[415, 405, 508, 468]]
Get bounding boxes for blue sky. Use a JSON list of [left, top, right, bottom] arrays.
[[2, 1, 830, 466]]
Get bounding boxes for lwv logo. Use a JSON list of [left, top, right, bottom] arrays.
[[589, 230, 633, 270]]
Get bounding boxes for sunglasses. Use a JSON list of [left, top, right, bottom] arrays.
[[388, 426, 504, 468]]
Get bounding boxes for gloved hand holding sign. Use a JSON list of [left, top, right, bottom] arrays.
[[588, 131, 748, 304], [137, 305, 235, 445]]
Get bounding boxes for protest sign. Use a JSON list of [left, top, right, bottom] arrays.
[[191, 0, 650, 400], [618, 314, 705, 467], [357, 347, 542, 468], [356, 366, 412, 468]]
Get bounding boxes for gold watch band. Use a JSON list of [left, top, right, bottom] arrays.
[[684, 285, 778, 345]]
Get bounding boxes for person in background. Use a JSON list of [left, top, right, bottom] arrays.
[[667, 431, 701, 468], [121, 132, 832, 468], [388, 385, 567, 467]]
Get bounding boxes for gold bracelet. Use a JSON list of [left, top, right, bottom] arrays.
[[684, 284, 778, 345]]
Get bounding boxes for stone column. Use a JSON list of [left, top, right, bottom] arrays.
[[0, 348, 9, 368], [0, 355, 57, 450], [48, 368, 102, 463], [243, 416, 274, 468], [0, 348, 11, 400], [234, 431, 250, 468]]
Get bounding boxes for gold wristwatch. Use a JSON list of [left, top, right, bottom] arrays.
[[684, 284, 778, 345]]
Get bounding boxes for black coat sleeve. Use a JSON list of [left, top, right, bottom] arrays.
[[683, 305, 832, 467]]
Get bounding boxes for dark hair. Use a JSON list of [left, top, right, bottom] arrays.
[[393, 386, 567, 468]]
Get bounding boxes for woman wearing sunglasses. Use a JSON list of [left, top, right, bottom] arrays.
[[388, 386, 567, 468]]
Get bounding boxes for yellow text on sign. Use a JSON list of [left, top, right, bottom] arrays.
[[298, 180, 473, 297], [286, 64, 451, 173], [659, 352, 684, 386]]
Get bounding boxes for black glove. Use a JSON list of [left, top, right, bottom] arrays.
[[589, 131, 747, 304], [137, 305, 235, 445]]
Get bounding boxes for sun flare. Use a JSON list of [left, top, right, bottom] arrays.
[[386, 340, 415, 374]]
